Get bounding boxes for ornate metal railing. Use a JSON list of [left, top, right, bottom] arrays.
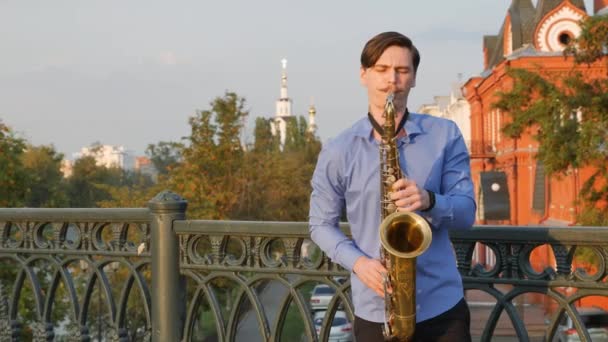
[[451, 226, 608, 342], [0, 208, 151, 341], [1, 192, 608, 341]]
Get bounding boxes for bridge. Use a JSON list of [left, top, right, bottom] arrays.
[[1, 191, 607, 341]]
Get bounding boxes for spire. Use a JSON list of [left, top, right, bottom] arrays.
[[280, 58, 288, 99], [275, 58, 292, 118], [508, 0, 536, 48], [272, 58, 294, 148]]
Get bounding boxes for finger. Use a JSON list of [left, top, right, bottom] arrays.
[[390, 188, 408, 200], [391, 178, 407, 191], [395, 194, 421, 207], [397, 203, 421, 212]]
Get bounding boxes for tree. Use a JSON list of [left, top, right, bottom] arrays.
[[169, 91, 248, 219], [494, 15, 608, 224], [145, 141, 183, 176], [65, 156, 123, 207], [21, 145, 68, 207], [96, 170, 159, 208], [0, 121, 27, 207], [252, 117, 279, 153], [231, 115, 321, 221]]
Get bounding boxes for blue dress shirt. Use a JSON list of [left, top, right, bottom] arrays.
[[309, 113, 476, 323]]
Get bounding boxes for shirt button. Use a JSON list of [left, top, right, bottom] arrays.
[[416, 304, 421, 310], [417, 289, 422, 294]]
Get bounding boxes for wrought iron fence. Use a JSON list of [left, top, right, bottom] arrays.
[[1, 191, 607, 341]]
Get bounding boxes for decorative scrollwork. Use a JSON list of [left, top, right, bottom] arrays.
[[551, 243, 573, 278], [453, 241, 475, 275], [224, 237, 247, 267], [573, 246, 606, 282], [281, 238, 300, 267], [33, 223, 54, 250], [260, 238, 286, 268], [299, 239, 324, 270], [209, 235, 224, 265], [5, 222, 25, 249]]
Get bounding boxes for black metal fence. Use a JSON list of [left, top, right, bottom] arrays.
[[1, 191, 607, 342]]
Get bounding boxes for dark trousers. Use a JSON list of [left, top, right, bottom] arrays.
[[354, 298, 471, 342]]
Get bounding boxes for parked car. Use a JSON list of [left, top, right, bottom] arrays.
[[313, 310, 353, 342], [310, 284, 336, 312], [555, 307, 608, 342]]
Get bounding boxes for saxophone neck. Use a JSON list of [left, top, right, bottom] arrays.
[[383, 93, 397, 139]]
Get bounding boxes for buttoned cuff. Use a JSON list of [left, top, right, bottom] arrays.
[[419, 193, 452, 229], [338, 245, 367, 272]]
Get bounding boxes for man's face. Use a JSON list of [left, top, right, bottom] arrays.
[[360, 45, 416, 116]]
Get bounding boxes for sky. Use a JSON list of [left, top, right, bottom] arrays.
[[0, 0, 595, 158]]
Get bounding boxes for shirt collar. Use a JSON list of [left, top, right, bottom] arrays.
[[352, 113, 423, 140]]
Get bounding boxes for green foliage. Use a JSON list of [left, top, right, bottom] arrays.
[[21, 145, 68, 207], [96, 171, 158, 208], [253, 117, 279, 153], [1, 90, 321, 220], [493, 15, 608, 225], [146, 141, 183, 175], [0, 121, 27, 207], [167, 91, 248, 218], [231, 114, 321, 221], [565, 15, 608, 65], [65, 156, 121, 207]]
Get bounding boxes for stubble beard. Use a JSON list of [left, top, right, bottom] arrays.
[[392, 92, 408, 116]]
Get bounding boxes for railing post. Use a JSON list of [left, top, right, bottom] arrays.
[[148, 191, 187, 342]]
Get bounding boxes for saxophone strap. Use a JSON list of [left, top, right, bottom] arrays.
[[367, 108, 409, 137]]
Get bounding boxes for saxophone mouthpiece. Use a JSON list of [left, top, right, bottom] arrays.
[[386, 93, 395, 104]]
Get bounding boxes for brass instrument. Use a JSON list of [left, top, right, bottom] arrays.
[[378, 93, 432, 341]]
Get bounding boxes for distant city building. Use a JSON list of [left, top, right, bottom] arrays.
[[417, 79, 471, 151], [135, 156, 158, 181], [74, 144, 135, 170], [60, 159, 73, 178], [269, 59, 317, 146]]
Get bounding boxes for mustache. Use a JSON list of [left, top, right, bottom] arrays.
[[378, 87, 406, 94]]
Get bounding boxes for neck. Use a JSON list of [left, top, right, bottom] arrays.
[[369, 107, 408, 141], [369, 105, 406, 125]]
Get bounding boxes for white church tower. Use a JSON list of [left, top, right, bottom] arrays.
[[308, 102, 317, 134], [270, 58, 293, 147]]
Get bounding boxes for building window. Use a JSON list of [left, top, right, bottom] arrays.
[[558, 31, 573, 46]]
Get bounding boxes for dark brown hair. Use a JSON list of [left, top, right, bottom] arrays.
[[360, 31, 420, 72]]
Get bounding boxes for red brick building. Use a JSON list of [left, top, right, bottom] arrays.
[[463, 0, 608, 308], [464, 0, 607, 226]]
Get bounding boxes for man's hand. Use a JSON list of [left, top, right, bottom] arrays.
[[389, 178, 430, 212], [353, 256, 389, 297]]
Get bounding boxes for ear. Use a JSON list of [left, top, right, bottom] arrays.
[[360, 67, 367, 86]]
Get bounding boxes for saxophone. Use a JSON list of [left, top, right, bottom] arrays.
[[378, 93, 432, 341]]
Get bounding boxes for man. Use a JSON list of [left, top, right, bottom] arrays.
[[309, 31, 476, 341]]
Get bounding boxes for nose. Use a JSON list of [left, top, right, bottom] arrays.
[[386, 69, 398, 85]]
